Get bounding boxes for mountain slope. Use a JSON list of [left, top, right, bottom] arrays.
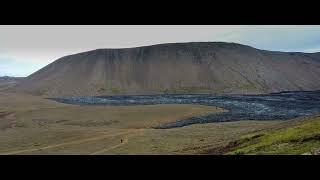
[[13, 42, 320, 96]]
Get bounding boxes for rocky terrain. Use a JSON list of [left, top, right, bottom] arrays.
[[49, 90, 320, 128], [11, 42, 320, 96]]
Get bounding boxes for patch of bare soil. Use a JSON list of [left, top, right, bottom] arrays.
[[0, 111, 13, 118], [0, 111, 17, 130], [200, 141, 242, 155]]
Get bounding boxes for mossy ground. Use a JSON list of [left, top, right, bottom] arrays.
[[161, 87, 217, 94], [227, 116, 320, 155]]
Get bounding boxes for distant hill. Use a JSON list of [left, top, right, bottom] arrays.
[[0, 76, 24, 91], [0, 76, 23, 81], [12, 42, 320, 96]]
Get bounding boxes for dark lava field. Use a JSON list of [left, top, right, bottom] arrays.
[[49, 90, 320, 128]]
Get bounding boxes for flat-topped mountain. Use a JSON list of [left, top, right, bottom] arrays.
[[12, 42, 320, 96]]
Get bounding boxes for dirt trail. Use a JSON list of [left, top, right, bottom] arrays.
[[90, 129, 144, 155], [0, 130, 139, 155]]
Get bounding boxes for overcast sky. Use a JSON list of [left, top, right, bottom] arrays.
[[1, 25, 320, 77]]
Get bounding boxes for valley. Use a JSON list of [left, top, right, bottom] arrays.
[[1, 91, 319, 154]]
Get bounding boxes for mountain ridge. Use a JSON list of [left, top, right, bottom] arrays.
[[12, 42, 320, 96]]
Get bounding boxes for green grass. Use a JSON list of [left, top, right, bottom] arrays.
[[93, 84, 122, 94], [161, 87, 216, 94], [228, 116, 320, 155], [159, 84, 260, 94], [110, 87, 121, 94]]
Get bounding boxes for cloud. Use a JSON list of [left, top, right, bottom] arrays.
[[0, 25, 246, 49], [221, 25, 320, 52], [302, 45, 320, 53]]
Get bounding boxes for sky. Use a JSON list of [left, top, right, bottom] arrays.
[[1, 25, 320, 77]]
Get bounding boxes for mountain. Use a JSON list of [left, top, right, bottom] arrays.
[[12, 42, 320, 96]]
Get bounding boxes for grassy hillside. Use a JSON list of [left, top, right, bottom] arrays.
[[226, 116, 320, 155]]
